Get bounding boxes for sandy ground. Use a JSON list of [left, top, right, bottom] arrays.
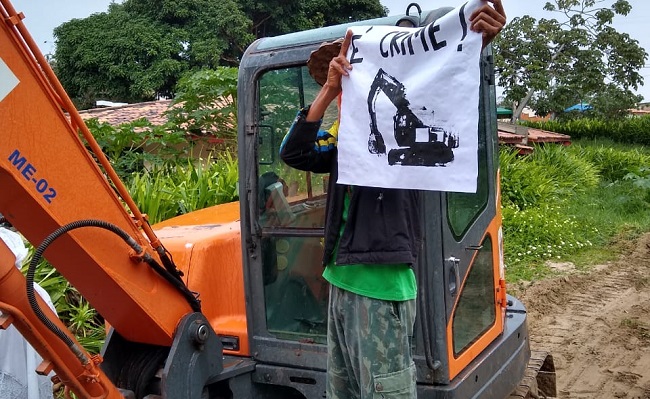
[[515, 233, 650, 399]]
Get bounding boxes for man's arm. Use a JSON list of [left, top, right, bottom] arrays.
[[280, 30, 353, 172], [279, 109, 336, 173]]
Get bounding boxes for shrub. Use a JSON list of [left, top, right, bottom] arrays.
[[499, 147, 558, 209], [499, 144, 600, 209], [165, 67, 238, 152], [529, 144, 600, 195], [570, 143, 650, 182], [127, 153, 239, 224], [84, 118, 188, 181], [523, 116, 650, 146], [623, 166, 650, 204]]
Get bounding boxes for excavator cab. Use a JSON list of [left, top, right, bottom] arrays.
[[237, 6, 555, 398]]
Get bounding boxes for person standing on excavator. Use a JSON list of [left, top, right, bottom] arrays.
[[280, 2, 506, 398]]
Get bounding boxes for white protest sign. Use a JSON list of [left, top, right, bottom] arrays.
[[0, 57, 19, 103], [338, 0, 483, 193]]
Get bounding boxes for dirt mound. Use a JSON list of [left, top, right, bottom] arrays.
[[516, 233, 650, 398]]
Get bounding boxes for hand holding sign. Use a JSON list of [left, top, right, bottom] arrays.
[[325, 30, 353, 93], [304, 30, 354, 122], [470, 0, 507, 48]]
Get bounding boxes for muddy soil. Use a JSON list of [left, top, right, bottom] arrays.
[[515, 233, 650, 399]]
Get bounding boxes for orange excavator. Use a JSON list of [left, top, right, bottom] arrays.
[[0, 0, 556, 397]]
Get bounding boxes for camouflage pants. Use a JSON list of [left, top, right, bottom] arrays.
[[327, 285, 417, 399]]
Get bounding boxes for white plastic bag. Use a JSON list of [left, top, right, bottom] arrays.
[[0, 228, 55, 399]]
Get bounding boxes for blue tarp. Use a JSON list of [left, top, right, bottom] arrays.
[[564, 102, 593, 112]]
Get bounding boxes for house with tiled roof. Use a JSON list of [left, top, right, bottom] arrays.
[[78, 99, 229, 160], [78, 100, 172, 126], [631, 102, 650, 117]]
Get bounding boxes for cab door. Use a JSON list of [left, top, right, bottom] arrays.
[[238, 42, 336, 381], [428, 50, 504, 382]]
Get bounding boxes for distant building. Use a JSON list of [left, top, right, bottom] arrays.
[[78, 99, 171, 126], [519, 107, 551, 122], [631, 102, 650, 117], [77, 99, 227, 161]]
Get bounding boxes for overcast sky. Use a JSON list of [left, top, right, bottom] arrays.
[[8, 0, 650, 101]]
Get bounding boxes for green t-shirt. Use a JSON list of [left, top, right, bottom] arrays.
[[322, 189, 417, 301]]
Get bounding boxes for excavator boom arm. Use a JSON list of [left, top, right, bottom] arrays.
[[0, 1, 204, 396]]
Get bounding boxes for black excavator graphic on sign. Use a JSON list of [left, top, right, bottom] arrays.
[[367, 68, 459, 166]]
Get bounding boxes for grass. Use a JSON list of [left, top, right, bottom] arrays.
[[126, 153, 239, 224], [503, 139, 650, 283]]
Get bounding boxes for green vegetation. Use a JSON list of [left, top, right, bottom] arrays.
[[165, 67, 239, 151], [501, 139, 650, 282], [127, 154, 239, 224], [84, 118, 189, 179], [52, 0, 387, 108], [523, 116, 650, 146], [494, 0, 647, 121]]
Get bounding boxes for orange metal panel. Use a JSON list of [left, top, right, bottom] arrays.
[[0, 0, 192, 346], [154, 200, 241, 228], [154, 204, 249, 356]]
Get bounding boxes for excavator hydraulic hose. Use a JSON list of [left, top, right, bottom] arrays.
[[25, 219, 202, 366]]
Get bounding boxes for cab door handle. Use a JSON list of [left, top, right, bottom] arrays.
[[446, 257, 461, 297]]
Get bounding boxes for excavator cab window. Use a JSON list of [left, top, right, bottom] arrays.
[[446, 136, 489, 239], [451, 235, 496, 355], [257, 66, 338, 342]]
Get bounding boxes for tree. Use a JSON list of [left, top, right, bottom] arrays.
[[493, 0, 648, 121], [53, 0, 385, 108], [53, 0, 253, 108], [54, 4, 185, 107], [122, 0, 254, 65], [165, 67, 239, 151], [311, 0, 388, 27], [238, 0, 387, 39]]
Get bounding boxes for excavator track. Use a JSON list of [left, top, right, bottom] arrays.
[[508, 350, 557, 399]]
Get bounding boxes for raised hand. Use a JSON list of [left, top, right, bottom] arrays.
[[470, 0, 507, 48], [325, 29, 353, 92]]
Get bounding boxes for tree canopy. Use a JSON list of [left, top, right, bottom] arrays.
[[493, 0, 648, 120], [53, 0, 386, 108], [239, 0, 387, 38]]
